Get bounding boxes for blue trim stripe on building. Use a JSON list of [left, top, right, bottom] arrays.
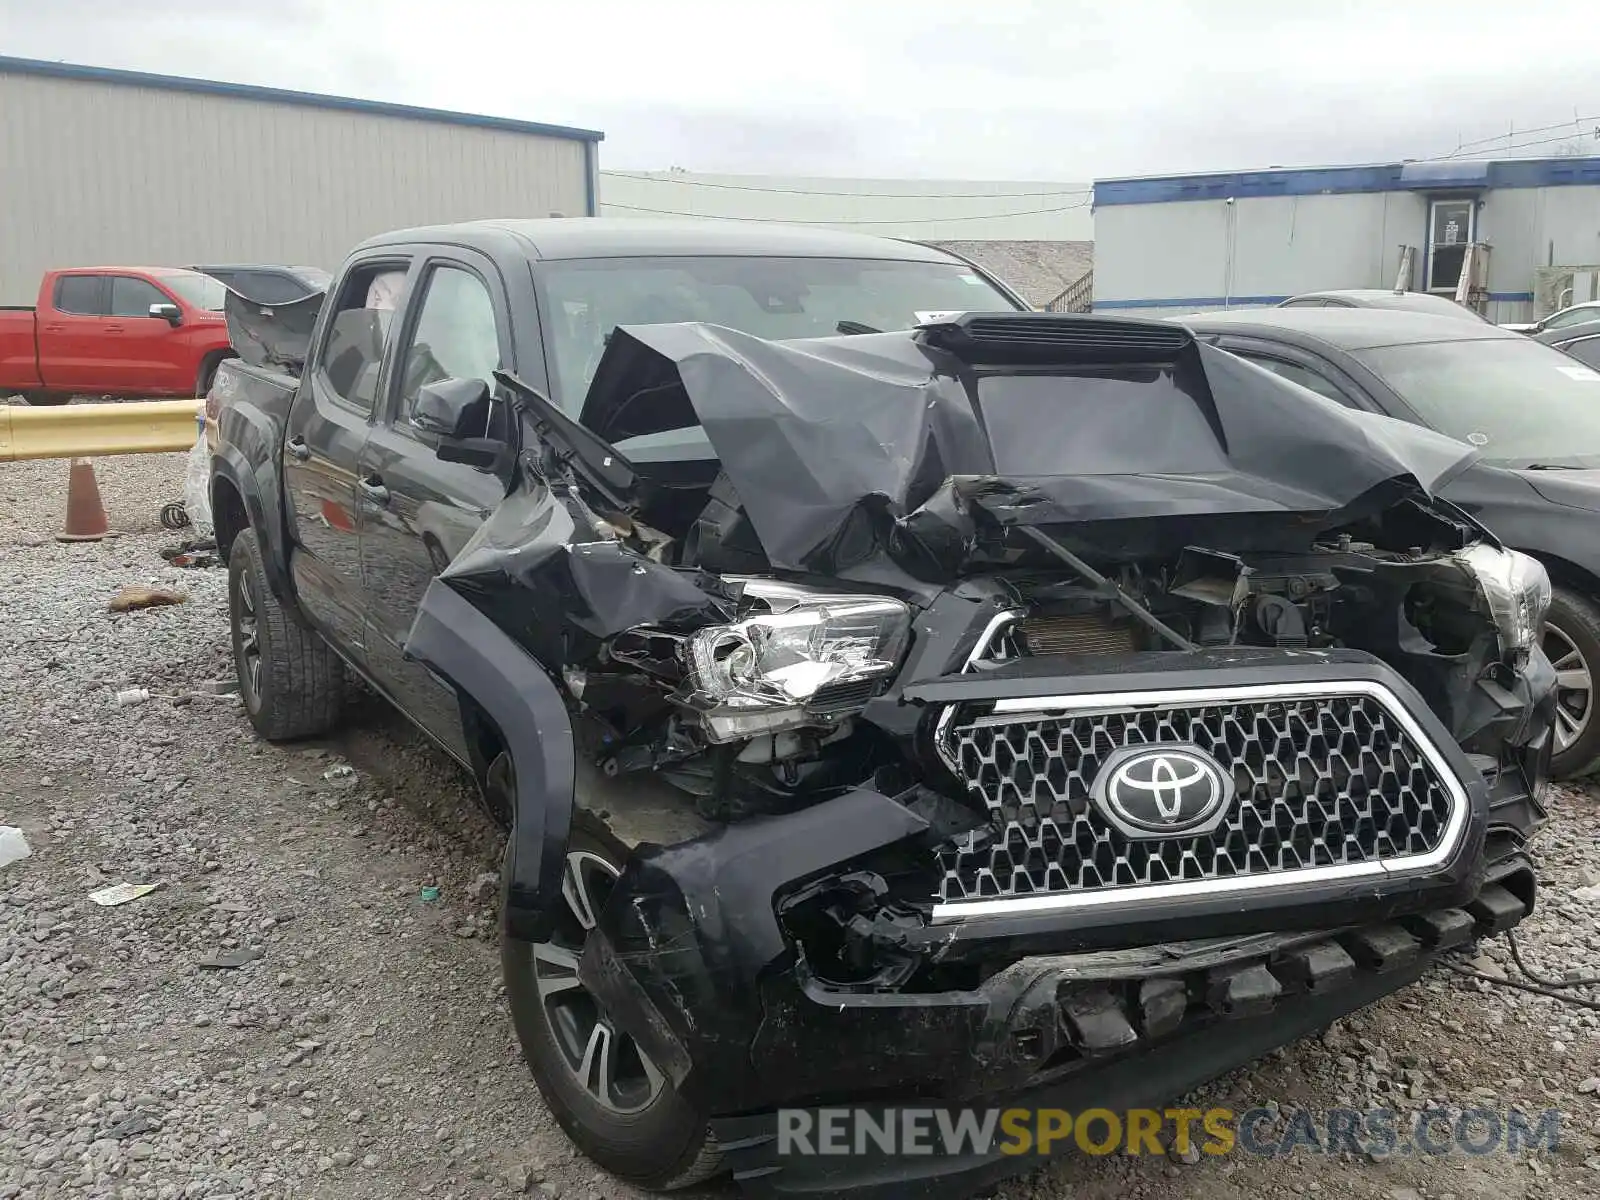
[[1094, 157, 1600, 207], [1094, 291, 1536, 311], [0, 55, 604, 144]]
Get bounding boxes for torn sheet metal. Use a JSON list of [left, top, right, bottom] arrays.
[[438, 483, 735, 669], [578, 319, 1482, 579]]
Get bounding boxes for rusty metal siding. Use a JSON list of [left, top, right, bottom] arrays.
[[0, 70, 593, 304]]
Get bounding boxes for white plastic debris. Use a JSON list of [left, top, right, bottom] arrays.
[[0, 826, 31, 870], [89, 882, 160, 907], [181, 426, 212, 532], [321, 764, 357, 788], [116, 688, 152, 707]]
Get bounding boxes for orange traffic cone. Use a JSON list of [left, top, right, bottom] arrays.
[[58, 457, 110, 542]]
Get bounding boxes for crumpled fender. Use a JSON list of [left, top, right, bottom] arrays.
[[403, 579, 574, 942], [576, 786, 929, 1110]]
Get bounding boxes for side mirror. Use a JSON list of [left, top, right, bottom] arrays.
[[411, 377, 510, 472], [149, 302, 182, 326], [411, 377, 491, 437]]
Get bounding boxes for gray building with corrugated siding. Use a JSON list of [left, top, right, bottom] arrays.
[[1091, 157, 1600, 325], [0, 56, 603, 304]]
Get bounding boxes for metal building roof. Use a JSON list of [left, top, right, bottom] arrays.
[[0, 54, 604, 144], [1094, 155, 1600, 206]]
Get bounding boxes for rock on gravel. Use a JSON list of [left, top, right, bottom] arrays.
[[4, 453, 1599, 1200]]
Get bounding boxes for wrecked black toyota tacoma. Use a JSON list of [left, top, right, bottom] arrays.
[[208, 219, 1555, 1199]]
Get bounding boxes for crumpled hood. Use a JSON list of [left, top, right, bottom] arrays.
[[577, 315, 1481, 580]]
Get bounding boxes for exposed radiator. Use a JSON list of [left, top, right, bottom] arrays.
[[1018, 611, 1140, 657]]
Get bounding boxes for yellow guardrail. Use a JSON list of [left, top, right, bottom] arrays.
[[0, 400, 205, 463]]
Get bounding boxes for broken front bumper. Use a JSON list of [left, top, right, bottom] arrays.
[[711, 884, 1532, 1199], [573, 649, 1545, 1198], [584, 866, 1533, 1200]]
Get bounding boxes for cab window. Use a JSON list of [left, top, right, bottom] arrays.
[[109, 277, 170, 317], [393, 264, 502, 428], [314, 261, 409, 414]]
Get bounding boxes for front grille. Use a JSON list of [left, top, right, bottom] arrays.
[[935, 686, 1462, 909]]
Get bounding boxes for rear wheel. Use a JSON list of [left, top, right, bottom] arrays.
[[1544, 586, 1600, 778], [227, 527, 347, 740], [497, 755, 720, 1191]]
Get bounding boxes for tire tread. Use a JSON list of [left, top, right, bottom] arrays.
[[230, 528, 345, 740]]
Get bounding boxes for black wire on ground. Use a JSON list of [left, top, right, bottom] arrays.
[[1505, 928, 1600, 988], [160, 501, 190, 530], [1445, 960, 1600, 1014]]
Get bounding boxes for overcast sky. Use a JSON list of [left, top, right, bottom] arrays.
[[4, 0, 1599, 180]]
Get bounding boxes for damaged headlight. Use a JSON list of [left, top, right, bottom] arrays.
[[683, 586, 911, 742], [1456, 544, 1552, 654]]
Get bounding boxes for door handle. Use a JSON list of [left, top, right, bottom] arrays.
[[359, 476, 390, 505], [286, 436, 311, 461], [104, 324, 125, 334]]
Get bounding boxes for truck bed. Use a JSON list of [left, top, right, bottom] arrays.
[[213, 357, 298, 440], [0, 307, 41, 393]]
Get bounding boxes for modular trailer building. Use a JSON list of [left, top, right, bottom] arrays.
[[1091, 157, 1600, 325], [0, 56, 603, 305]]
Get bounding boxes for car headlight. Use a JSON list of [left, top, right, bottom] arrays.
[[1456, 544, 1551, 653], [682, 583, 911, 743]]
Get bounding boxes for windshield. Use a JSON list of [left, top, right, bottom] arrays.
[[161, 271, 228, 311], [540, 255, 1020, 407], [1355, 337, 1600, 467]]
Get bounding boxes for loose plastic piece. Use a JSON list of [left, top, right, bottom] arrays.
[[116, 688, 151, 707], [198, 947, 263, 970], [181, 424, 212, 532], [420, 885, 441, 902], [0, 826, 31, 870], [89, 882, 160, 906]]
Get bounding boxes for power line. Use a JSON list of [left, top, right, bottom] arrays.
[[602, 200, 1093, 224], [602, 171, 1093, 200], [1442, 127, 1600, 159], [1426, 115, 1600, 161], [1451, 115, 1600, 154]]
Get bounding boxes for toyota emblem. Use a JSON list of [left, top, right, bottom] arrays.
[[1090, 743, 1233, 839]]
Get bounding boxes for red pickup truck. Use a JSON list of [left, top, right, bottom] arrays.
[[0, 267, 235, 405]]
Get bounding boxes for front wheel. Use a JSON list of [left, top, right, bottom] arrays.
[[1544, 586, 1600, 779], [499, 764, 720, 1190]]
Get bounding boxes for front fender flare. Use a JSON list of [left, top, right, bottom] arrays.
[[404, 580, 575, 942]]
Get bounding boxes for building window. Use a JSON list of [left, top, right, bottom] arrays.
[[1427, 198, 1476, 292]]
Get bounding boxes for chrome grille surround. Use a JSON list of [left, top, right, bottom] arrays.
[[932, 681, 1470, 923]]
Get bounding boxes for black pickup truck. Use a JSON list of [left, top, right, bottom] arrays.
[[209, 218, 1555, 1200]]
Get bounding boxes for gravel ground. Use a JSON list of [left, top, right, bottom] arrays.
[[3, 453, 1600, 1200]]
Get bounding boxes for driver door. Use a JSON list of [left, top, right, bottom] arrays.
[[358, 252, 514, 759]]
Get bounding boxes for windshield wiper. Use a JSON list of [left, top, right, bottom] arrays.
[[836, 320, 881, 335], [1521, 462, 1586, 471]]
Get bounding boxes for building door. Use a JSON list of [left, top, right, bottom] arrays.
[[1427, 198, 1476, 294]]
